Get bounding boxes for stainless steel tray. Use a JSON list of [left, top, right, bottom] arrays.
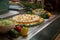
[[0, 13, 59, 40], [12, 15, 58, 40]]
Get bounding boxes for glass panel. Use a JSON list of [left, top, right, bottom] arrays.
[[0, 0, 8, 14]]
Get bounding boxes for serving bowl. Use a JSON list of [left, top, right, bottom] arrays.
[[0, 19, 15, 33]]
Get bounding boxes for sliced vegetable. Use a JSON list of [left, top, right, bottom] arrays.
[[47, 12, 52, 17], [40, 13, 49, 19], [26, 11, 32, 14], [20, 27, 28, 36], [14, 25, 22, 32], [9, 29, 19, 38]]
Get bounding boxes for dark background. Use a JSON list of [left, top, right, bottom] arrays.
[[44, 0, 60, 12]]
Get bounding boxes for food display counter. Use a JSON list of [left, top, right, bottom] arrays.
[[0, 0, 60, 40], [0, 10, 59, 40], [12, 15, 59, 40]]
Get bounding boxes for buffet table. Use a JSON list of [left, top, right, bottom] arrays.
[[13, 15, 58, 40], [0, 10, 59, 40]]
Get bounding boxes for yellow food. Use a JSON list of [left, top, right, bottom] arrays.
[[20, 27, 28, 36], [11, 14, 43, 25], [47, 12, 52, 17]]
